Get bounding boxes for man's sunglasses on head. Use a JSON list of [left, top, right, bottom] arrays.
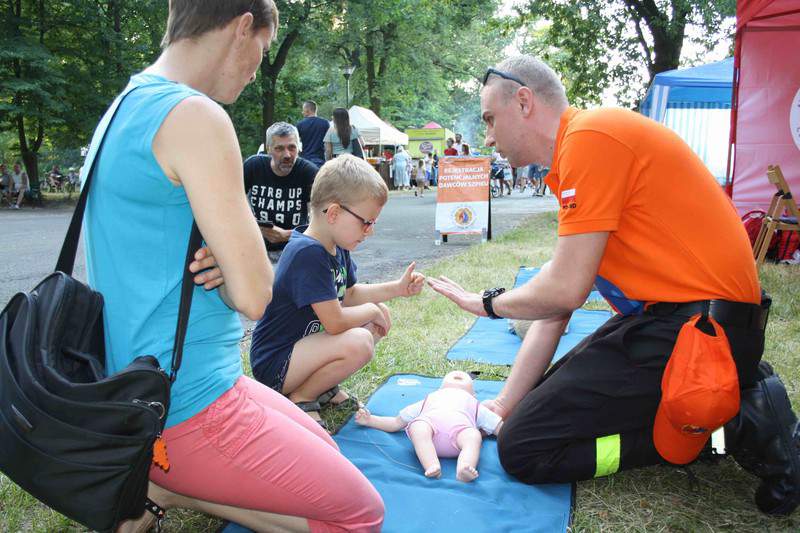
[[482, 68, 528, 88]]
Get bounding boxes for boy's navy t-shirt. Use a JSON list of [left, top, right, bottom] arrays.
[[249, 227, 357, 382]]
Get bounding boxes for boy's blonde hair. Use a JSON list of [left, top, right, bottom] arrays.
[[310, 154, 388, 212]]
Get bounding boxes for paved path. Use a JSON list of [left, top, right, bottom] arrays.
[[353, 190, 557, 282], [0, 190, 557, 310]]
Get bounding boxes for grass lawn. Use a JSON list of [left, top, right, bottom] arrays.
[[2, 212, 799, 532]]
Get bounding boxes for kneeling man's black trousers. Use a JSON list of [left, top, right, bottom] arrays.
[[497, 311, 764, 484]]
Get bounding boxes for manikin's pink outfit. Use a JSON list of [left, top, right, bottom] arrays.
[[399, 388, 502, 457]]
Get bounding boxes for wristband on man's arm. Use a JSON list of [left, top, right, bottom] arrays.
[[482, 287, 506, 319]]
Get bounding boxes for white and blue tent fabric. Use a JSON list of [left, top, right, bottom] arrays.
[[639, 58, 733, 184]]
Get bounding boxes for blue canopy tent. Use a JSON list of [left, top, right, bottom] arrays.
[[639, 58, 733, 184]]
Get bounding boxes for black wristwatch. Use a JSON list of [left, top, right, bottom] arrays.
[[482, 287, 506, 319]]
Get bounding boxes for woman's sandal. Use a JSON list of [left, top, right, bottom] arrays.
[[317, 385, 360, 411], [293, 399, 328, 431], [316, 386, 339, 405], [144, 498, 166, 532]]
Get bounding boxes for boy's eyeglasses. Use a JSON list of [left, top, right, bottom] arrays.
[[482, 68, 528, 88], [323, 204, 377, 230]]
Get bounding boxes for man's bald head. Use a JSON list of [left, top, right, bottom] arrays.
[[479, 55, 568, 168], [485, 55, 568, 111]]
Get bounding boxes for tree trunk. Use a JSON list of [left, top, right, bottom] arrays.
[[111, 0, 124, 77], [261, 68, 277, 131], [364, 22, 395, 117], [17, 117, 43, 194], [624, 0, 689, 84], [365, 42, 380, 116], [259, 25, 302, 132], [376, 46, 389, 117], [649, 33, 682, 81], [14, 0, 49, 194], [20, 151, 40, 195]]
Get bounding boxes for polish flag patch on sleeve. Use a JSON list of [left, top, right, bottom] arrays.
[[560, 188, 577, 209]]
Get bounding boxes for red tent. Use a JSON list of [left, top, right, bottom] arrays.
[[727, 0, 800, 213], [423, 121, 442, 129]]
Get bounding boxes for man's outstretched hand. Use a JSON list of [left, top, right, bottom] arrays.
[[427, 276, 487, 317]]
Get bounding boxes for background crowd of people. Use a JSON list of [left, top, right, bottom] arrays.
[[0, 162, 27, 209], [0, 161, 84, 208]]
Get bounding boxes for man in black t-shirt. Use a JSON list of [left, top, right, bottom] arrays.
[[244, 122, 319, 260], [296, 100, 330, 168]]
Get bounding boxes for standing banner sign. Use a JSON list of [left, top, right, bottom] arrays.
[[435, 157, 490, 241]]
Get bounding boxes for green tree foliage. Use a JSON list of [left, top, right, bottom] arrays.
[[240, 0, 511, 151], [0, 1, 512, 177], [47, 0, 167, 145], [313, 0, 509, 142], [1, 0, 67, 187], [516, 0, 735, 107], [0, 0, 166, 185], [255, 0, 342, 131]]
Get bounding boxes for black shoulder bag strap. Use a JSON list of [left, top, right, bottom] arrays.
[[55, 84, 201, 383]]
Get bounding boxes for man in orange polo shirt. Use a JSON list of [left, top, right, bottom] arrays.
[[428, 54, 800, 515]]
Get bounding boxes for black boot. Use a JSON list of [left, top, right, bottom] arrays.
[[725, 370, 800, 515]]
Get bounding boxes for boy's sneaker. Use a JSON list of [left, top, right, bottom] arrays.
[[11, 204, 19, 209]]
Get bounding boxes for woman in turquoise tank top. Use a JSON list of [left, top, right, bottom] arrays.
[[86, 2, 383, 532]]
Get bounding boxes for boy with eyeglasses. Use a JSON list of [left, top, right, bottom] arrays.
[[249, 154, 425, 429]]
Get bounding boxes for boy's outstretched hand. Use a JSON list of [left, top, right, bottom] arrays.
[[396, 262, 425, 297]]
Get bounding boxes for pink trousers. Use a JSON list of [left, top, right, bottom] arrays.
[[150, 376, 384, 532]]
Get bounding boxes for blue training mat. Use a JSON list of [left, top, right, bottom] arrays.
[[446, 266, 612, 366], [334, 374, 573, 533], [446, 308, 612, 365], [219, 375, 573, 533]]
